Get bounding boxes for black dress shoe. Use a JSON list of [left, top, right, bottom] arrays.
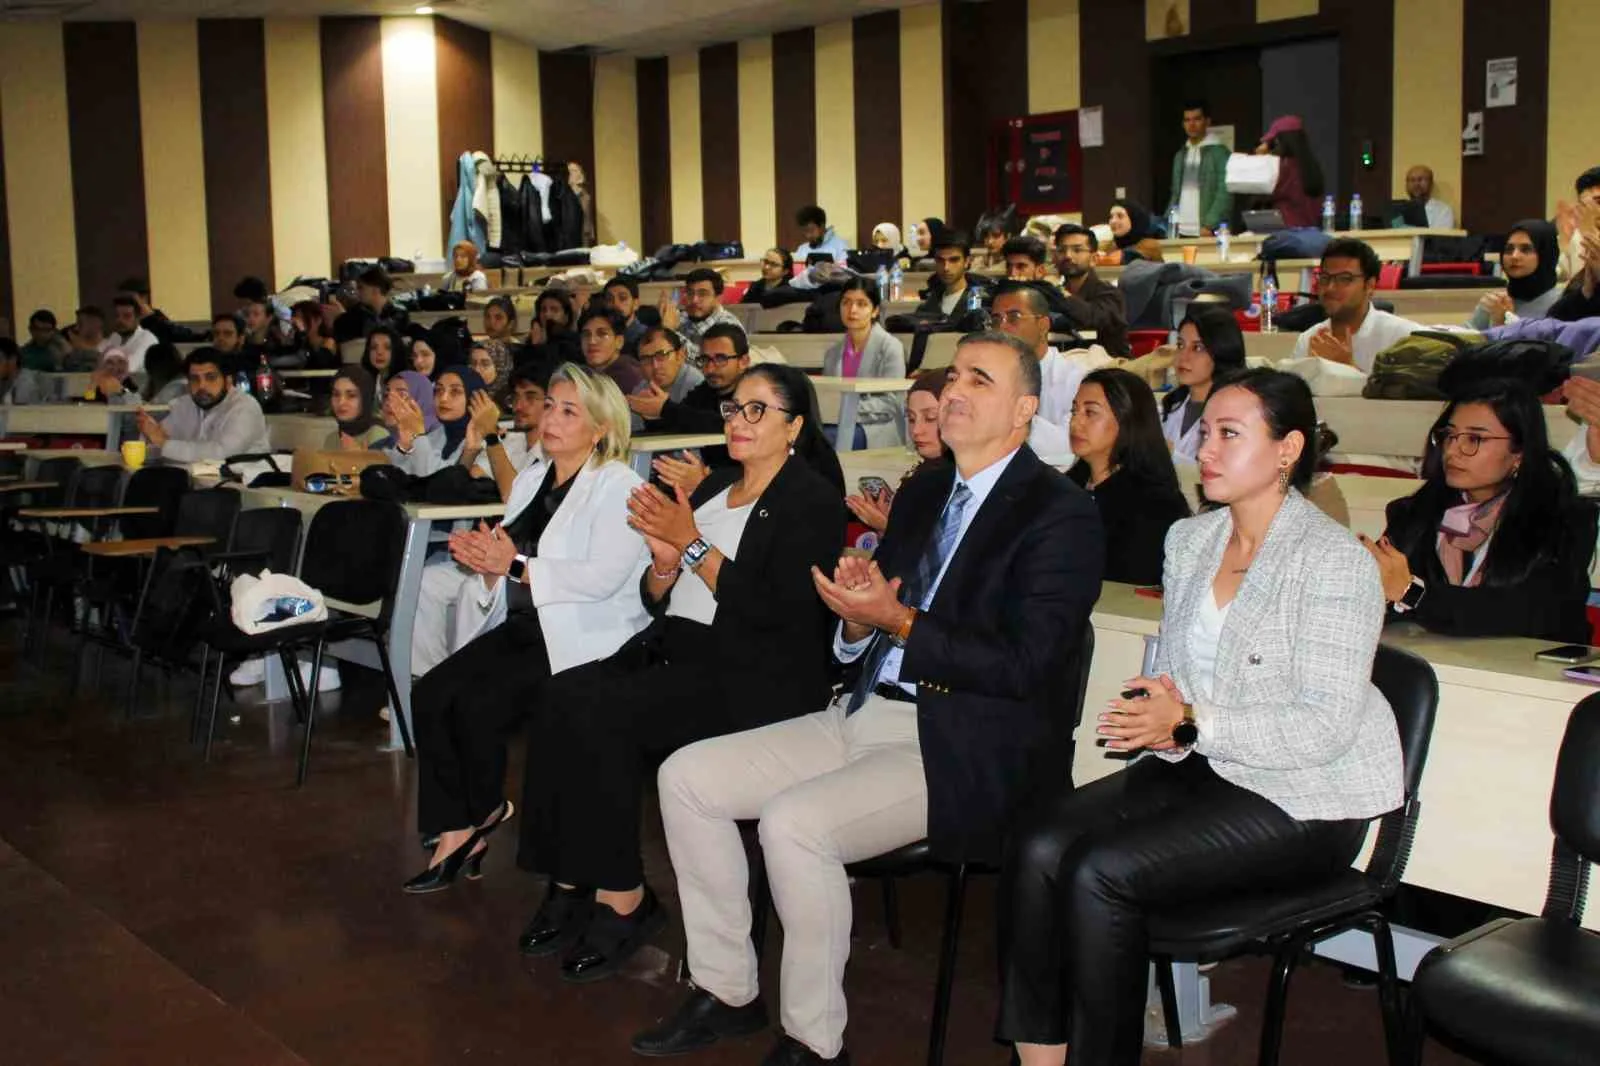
[[401, 832, 484, 895], [759, 1034, 850, 1065], [518, 884, 593, 957], [560, 886, 669, 983], [631, 987, 769, 1056]]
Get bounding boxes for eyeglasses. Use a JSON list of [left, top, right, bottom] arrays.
[[719, 399, 793, 424], [1430, 428, 1512, 456], [761, 259, 786, 269], [1319, 271, 1365, 287], [992, 309, 1041, 325], [694, 353, 744, 369], [637, 349, 676, 363]]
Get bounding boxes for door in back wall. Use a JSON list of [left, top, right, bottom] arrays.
[[1261, 37, 1342, 205], [1150, 45, 1263, 224]]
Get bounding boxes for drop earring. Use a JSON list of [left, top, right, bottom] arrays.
[[1278, 463, 1291, 494]]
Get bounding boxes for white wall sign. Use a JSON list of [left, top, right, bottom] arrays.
[[1486, 57, 1517, 108]]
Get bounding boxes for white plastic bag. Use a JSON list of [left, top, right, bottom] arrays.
[[1225, 152, 1280, 196], [230, 570, 329, 635]]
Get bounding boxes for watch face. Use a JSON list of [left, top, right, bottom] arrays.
[[1172, 720, 1199, 747]]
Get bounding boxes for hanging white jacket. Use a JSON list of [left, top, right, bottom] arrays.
[[471, 152, 502, 249]]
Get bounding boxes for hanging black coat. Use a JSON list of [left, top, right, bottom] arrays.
[[546, 178, 584, 252], [497, 175, 526, 257], [520, 175, 548, 256]]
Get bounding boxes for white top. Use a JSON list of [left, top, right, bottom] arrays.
[[110, 327, 158, 374], [1177, 143, 1204, 236], [1290, 305, 1421, 374], [1424, 198, 1456, 230], [440, 270, 488, 293], [667, 487, 754, 627], [939, 285, 967, 316], [1188, 590, 1231, 702]]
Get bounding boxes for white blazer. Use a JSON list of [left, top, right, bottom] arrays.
[[1162, 398, 1202, 461], [457, 458, 651, 674]]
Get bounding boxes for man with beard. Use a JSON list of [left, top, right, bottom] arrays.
[[136, 348, 270, 461], [1052, 224, 1129, 355]]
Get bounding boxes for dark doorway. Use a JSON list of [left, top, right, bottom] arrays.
[[1260, 37, 1341, 202], [1150, 45, 1263, 221]]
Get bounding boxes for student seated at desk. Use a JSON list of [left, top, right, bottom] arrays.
[[0, 338, 49, 405], [1051, 224, 1131, 356], [469, 340, 512, 411], [334, 265, 410, 343], [441, 239, 488, 293], [1069, 368, 1191, 586], [289, 300, 341, 369], [62, 306, 110, 372], [1290, 238, 1420, 375], [1466, 220, 1562, 329], [741, 248, 796, 306], [1162, 305, 1247, 460], [628, 326, 705, 431], [1000, 368, 1401, 1066], [360, 325, 406, 407], [382, 367, 491, 478], [844, 370, 947, 533], [325, 367, 391, 450], [140, 343, 187, 405], [136, 348, 270, 461], [635, 323, 751, 475], [403, 366, 648, 893], [822, 277, 907, 450], [1099, 199, 1164, 265], [1363, 378, 1597, 644], [87, 348, 139, 404], [916, 229, 996, 318]]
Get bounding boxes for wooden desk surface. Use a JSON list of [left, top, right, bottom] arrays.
[[81, 535, 214, 557], [0, 441, 25, 450], [631, 433, 726, 453], [0, 480, 57, 493], [18, 506, 158, 519], [809, 376, 915, 393]]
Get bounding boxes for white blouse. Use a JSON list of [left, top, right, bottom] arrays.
[[667, 487, 754, 627], [1188, 590, 1231, 703]]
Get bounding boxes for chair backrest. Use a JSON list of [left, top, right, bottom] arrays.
[[173, 488, 241, 554], [119, 466, 189, 539], [32, 457, 83, 508], [69, 465, 123, 509], [298, 499, 406, 622], [1364, 644, 1440, 890], [1544, 693, 1600, 923], [231, 506, 304, 575]]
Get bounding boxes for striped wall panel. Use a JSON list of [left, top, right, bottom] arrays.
[[139, 21, 212, 319], [263, 18, 332, 289], [699, 43, 741, 244], [0, 23, 77, 321], [853, 11, 902, 250], [435, 18, 495, 252], [320, 17, 389, 270], [197, 18, 274, 312]]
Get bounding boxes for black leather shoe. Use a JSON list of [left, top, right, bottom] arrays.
[[401, 832, 483, 895], [518, 884, 593, 957], [560, 886, 669, 983], [759, 1034, 850, 1065], [631, 987, 769, 1056]]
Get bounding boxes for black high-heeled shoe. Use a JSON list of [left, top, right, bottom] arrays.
[[464, 843, 488, 881], [402, 831, 484, 894]]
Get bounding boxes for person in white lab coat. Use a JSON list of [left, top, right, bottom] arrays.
[[1161, 304, 1248, 461]]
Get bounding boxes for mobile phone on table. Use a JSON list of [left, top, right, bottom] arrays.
[[1563, 664, 1600, 685], [1536, 644, 1598, 665], [858, 476, 891, 502]]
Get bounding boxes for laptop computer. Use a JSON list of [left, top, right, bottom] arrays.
[[1241, 209, 1287, 234]]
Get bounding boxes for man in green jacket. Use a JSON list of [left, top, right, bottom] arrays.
[[1165, 100, 1231, 236]]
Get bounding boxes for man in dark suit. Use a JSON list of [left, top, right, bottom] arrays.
[[633, 332, 1104, 1066]]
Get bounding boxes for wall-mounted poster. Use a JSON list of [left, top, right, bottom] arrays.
[[988, 110, 1085, 216], [1486, 57, 1517, 108]]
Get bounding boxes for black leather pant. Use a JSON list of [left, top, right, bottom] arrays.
[[996, 754, 1367, 1066]]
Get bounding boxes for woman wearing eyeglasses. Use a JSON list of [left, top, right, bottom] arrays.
[[513, 362, 845, 984], [741, 248, 795, 305], [823, 276, 907, 449], [1361, 377, 1597, 643]]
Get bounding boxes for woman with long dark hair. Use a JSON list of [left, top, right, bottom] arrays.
[[513, 362, 845, 984], [1162, 304, 1248, 460], [360, 325, 408, 407], [1257, 116, 1326, 229], [1069, 368, 1191, 585], [1362, 377, 1597, 643]]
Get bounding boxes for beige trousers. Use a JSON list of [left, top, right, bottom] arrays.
[[657, 695, 928, 1059]]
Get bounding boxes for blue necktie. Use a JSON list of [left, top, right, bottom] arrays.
[[846, 483, 972, 712]]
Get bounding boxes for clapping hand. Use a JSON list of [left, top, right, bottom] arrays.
[[844, 486, 892, 533], [448, 520, 517, 578], [811, 554, 905, 633], [627, 482, 700, 557], [389, 393, 426, 448], [1477, 290, 1514, 327], [469, 391, 501, 436], [1099, 676, 1186, 752], [1308, 328, 1355, 365], [657, 290, 682, 330], [628, 381, 669, 419], [652, 450, 709, 496]]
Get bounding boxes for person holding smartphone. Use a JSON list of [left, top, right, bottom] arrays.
[[845, 370, 947, 533]]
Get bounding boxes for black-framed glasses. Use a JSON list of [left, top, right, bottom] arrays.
[[1430, 428, 1511, 456], [992, 309, 1042, 325], [637, 349, 676, 363], [694, 353, 743, 369], [1319, 270, 1365, 287], [720, 399, 793, 424]]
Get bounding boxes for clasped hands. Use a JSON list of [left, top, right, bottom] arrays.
[[627, 482, 700, 569], [1100, 675, 1187, 752], [449, 520, 518, 579], [812, 555, 909, 641]]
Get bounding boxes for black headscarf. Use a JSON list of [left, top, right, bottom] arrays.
[[331, 365, 377, 437], [436, 365, 487, 460], [1110, 199, 1155, 250], [1503, 219, 1560, 303]]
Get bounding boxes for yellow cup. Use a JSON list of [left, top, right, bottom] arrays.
[[1182, 245, 1199, 265], [121, 440, 147, 469]]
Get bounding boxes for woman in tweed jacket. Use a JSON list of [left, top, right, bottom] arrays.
[[997, 368, 1404, 1066]]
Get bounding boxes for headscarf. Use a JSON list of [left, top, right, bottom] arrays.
[[1575, 166, 1600, 197], [872, 222, 902, 251], [1110, 199, 1155, 250], [1502, 219, 1560, 303], [331, 366, 377, 437], [375, 369, 439, 449], [451, 239, 480, 278], [480, 341, 513, 409], [360, 324, 407, 384], [93, 347, 133, 402], [435, 365, 486, 460]]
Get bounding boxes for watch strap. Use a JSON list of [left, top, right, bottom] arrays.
[[681, 538, 712, 570], [1395, 576, 1426, 613]]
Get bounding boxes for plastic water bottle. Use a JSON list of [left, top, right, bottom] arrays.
[[1348, 193, 1364, 232], [966, 286, 982, 314], [889, 263, 903, 302], [260, 596, 316, 623], [1215, 222, 1231, 262], [876, 265, 890, 304], [235, 370, 252, 395], [1321, 195, 1337, 234], [1261, 274, 1278, 334], [1166, 203, 1182, 239]]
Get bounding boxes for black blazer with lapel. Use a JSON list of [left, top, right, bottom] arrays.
[[874, 446, 1104, 864], [649, 454, 846, 730]]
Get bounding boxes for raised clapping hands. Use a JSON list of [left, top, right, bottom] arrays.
[[811, 554, 905, 633], [627, 482, 700, 567], [651, 450, 709, 496], [448, 520, 518, 578]]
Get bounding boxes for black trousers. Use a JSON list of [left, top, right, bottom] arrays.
[[518, 618, 740, 891], [411, 612, 550, 836], [996, 754, 1367, 1066]]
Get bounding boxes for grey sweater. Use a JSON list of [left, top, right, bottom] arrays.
[[822, 324, 907, 449], [156, 388, 271, 462]]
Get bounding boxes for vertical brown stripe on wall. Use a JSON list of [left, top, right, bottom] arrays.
[[63, 23, 149, 309], [0, 93, 13, 329], [320, 17, 388, 272], [636, 58, 671, 252], [1323, 0, 1394, 214], [853, 11, 902, 250], [699, 44, 741, 243], [540, 52, 596, 207], [1461, 0, 1549, 233], [435, 18, 494, 252], [943, 0, 1029, 232], [196, 20, 273, 311], [1079, 0, 1151, 219], [772, 29, 816, 249]]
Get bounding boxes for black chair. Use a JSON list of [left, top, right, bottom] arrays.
[[22, 463, 124, 652], [1406, 693, 1600, 1066], [196, 498, 415, 785], [117, 465, 189, 540], [749, 624, 1097, 1066], [1148, 644, 1440, 1066]]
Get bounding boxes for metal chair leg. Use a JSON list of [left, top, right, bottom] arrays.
[[296, 640, 326, 787], [124, 648, 144, 719], [1368, 914, 1406, 1066], [881, 876, 903, 949], [203, 653, 227, 762], [190, 647, 210, 743], [1155, 956, 1184, 1049], [1256, 939, 1304, 1066], [374, 635, 415, 758], [926, 863, 970, 1066]]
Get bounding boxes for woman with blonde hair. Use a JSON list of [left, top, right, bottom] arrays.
[[442, 240, 488, 293], [404, 363, 652, 893]]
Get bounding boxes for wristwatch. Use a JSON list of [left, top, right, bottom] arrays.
[[507, 554, 529, 583], [482, 432, 502, 449], [1171, 703, 1199, 748], [681, 538, 712, 570], [1395, 576, 1427, 613]]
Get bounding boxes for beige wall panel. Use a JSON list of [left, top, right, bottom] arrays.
[[491, 33, 542, 160], [737, 37, 777, 255], [380, 16, 443, 259], [593, 54, 641, 249], [0, 23, 78, 316], [1257, 0, 1319, 21], [667, 51, 704, 243], [137, 20, 212, 320], [1390, 0, 1462, 209], [899, 3, 946, 230], [263, 18, 332, 289], [1547, 0, 1599, 216], [1029, 0, 1080, 114], [814, 19, 856, 245]]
